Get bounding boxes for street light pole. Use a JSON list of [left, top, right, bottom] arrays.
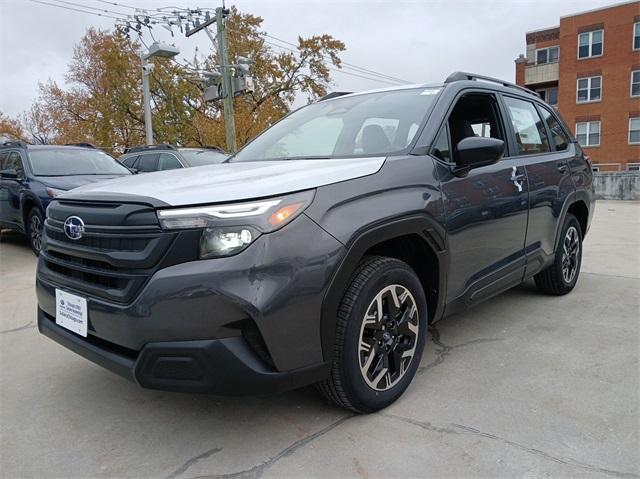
[[141, 54, 154, 145], [139, 42, 180, 146]]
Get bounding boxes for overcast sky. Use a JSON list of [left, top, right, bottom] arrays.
[[0, 0, 618, 118]]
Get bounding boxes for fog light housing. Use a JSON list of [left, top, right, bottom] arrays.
[[199, 226, 258, 258]]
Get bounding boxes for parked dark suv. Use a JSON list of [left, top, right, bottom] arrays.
[[0, 142, 131, 254], [119, 144, 227, 172], [36, 73, 594, 413]]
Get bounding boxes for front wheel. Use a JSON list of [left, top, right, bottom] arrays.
[[26, 208, 44, 256], [534, 213, 583, 295], [318, 256, 428, 413]]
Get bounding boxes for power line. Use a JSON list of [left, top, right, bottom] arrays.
[[49, 0, 131, 17], [261, 39, 403, 86], [27, 0, 124, 20], [91, 0, 144, 10], [92, 0, 215, 13], [264, 33, 413, 84]]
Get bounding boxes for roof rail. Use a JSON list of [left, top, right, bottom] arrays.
[[1, 140, 28, 148], [124, 144, 177, 154], [444, 71, 540, 98], [318, 91, 353, 102], [187, 145, 226, 153], [65, 142, 97, 148]]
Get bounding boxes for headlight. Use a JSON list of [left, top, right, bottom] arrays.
[[199, 226, 258, 258], [156, 190, 315, 258], [46, 187, 66, 198]]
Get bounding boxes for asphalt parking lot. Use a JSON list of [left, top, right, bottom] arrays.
[[1, 200, 638, 479]]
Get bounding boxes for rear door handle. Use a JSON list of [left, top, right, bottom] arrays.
[[557, 163, 569, 174]]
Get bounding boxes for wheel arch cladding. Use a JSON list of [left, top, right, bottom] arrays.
[[319, 215, 447, 362], [567, 200, 589, 237], [21, 195, 40, 227]]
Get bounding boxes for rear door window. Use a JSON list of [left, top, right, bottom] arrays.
[[136, 153, 159, 172], [503, 96, 551, 155], [158, 153, 183, 170]]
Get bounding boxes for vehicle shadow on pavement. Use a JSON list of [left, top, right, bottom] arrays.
[[0, 229, 29, 248]]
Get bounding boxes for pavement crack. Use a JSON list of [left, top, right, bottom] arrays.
[[451, 423, 640, 479], [185, 415, 353, 479], [582, 271, 639, 280], [417, 325, 503, 376], [383, 413, 459, 435], [384, 413, 639, 479], [166, 448, 223, 479], [0, 321, 35, 334]]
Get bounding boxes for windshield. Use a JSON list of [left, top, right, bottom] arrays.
[[179, 149, 228, 167], [231, 87, 440, 162], [29, 149, 130, 176]]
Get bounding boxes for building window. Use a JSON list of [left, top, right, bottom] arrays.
[[578, 29, 603, 58], [630, 118, 640, 144], [577, 76, 601, 103], [632, 71, 640, 97], [576, 121, 600, 147], [634, 22, 640, 50], [628, 163, 640, 172], [536, 46, 559, 64], [536, 87, 558, 107]]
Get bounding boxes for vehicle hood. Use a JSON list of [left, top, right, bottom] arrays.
[[62, 158, 385, 206], [37, 174, 129, 191]]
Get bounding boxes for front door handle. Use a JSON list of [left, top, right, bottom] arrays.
[[510, 166, 525, 192]]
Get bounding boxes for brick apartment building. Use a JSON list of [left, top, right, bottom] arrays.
[[515, 1, 640, 171]]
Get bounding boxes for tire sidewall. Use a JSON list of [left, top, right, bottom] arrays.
[[341, 263, 428, 412], [556, 214, 583, 291], [26, 208, 44, 256]]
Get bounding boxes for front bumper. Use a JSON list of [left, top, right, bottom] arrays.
[[38, 308, 330, 394], [37, 213, 346, 391]]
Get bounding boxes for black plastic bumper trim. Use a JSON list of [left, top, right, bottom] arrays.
[[38, 309, 330, 395], [38, 308, 136, 382]]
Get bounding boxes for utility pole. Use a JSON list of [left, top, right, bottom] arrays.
[[215, 7, 237, 153]]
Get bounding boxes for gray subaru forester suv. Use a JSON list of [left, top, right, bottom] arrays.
[[36, 72, 594, 413]]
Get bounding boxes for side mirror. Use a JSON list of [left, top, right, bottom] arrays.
[[0, 169, 18, 179], [455, 137, 504, 170]]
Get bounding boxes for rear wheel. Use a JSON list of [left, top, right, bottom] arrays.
[[534, 213, 582, 295], [26, 208, 44, 256], [318, 256, 427, 413]]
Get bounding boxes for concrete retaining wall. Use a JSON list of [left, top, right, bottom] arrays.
[[593, 172, 640, 200]]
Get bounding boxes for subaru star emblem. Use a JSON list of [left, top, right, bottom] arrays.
[[63, 216, 84, 240]]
